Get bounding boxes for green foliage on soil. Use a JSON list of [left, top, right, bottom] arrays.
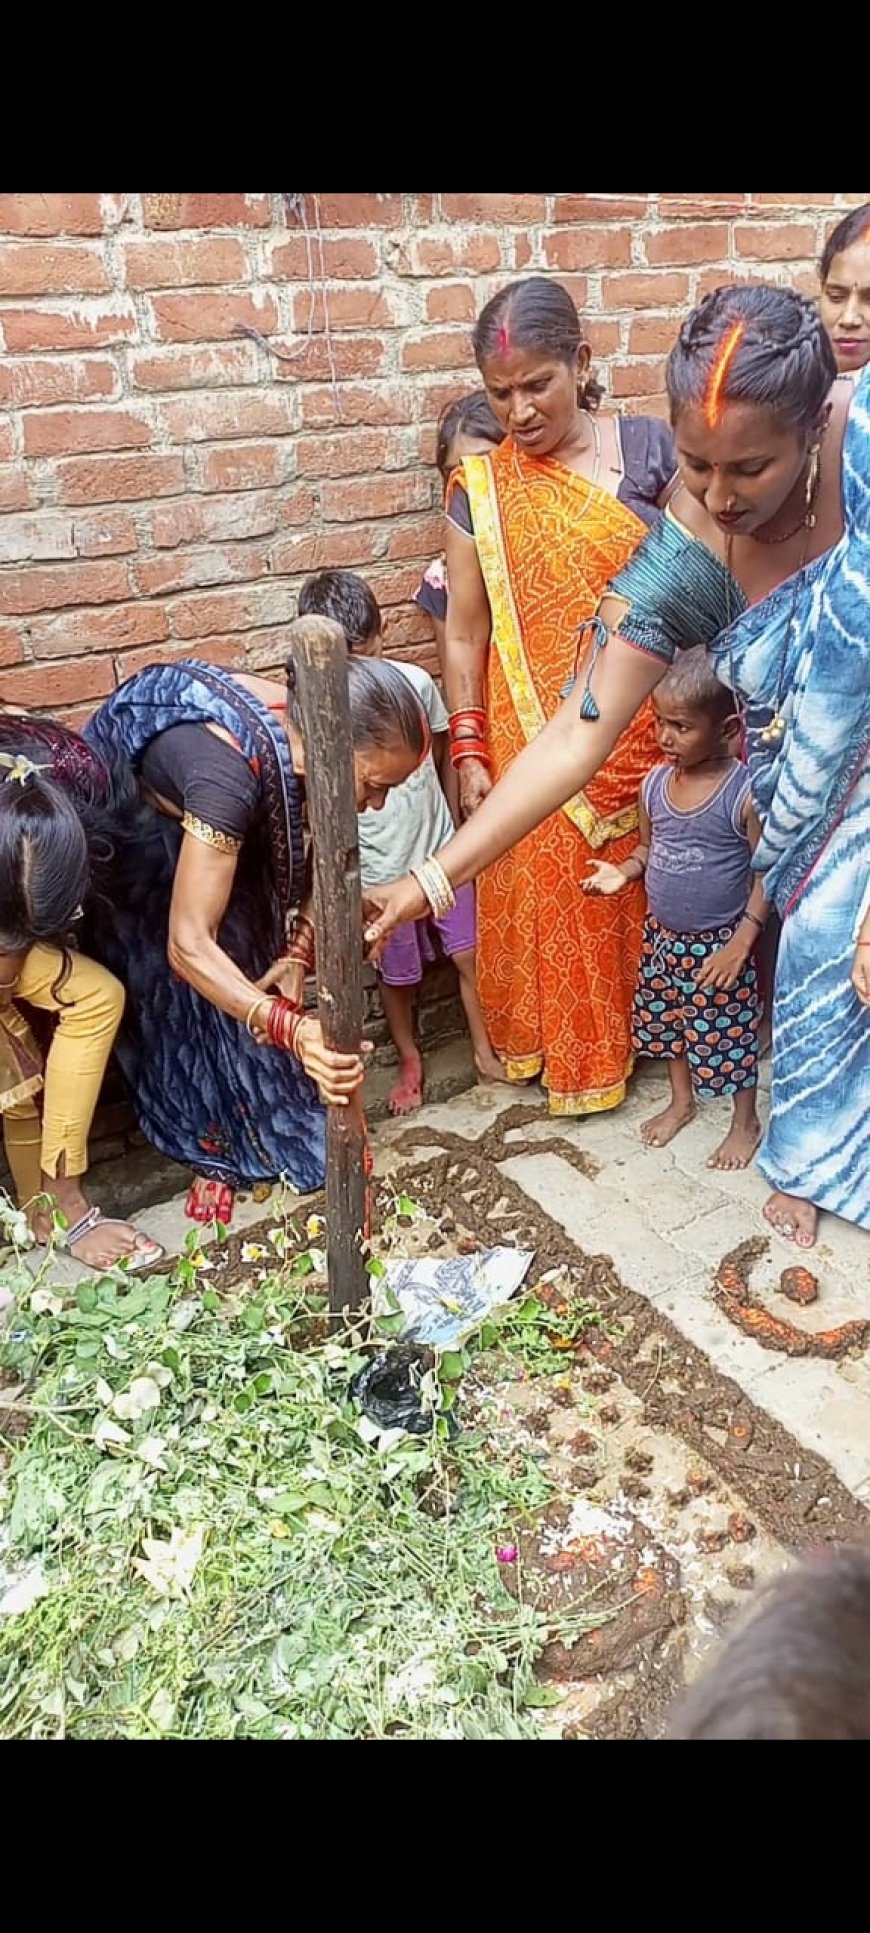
[[0, 1217, 607, 1740]]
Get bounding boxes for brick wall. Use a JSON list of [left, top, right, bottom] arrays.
[[1, 191, 866, 716]]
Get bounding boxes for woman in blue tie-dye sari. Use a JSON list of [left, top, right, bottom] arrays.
[[365, 283, 869, 1247]]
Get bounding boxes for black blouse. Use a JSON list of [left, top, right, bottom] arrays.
[[140, 723, 260, 844]]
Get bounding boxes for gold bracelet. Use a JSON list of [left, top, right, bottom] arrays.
[[244, 996, 269, 1037]]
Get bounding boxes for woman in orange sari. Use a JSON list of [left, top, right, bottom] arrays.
[[444, 277, 676, 1114]]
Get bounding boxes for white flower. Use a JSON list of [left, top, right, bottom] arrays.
[[133, 1523, 206, 1601]]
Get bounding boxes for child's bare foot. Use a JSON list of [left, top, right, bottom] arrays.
[[763, 1190, 819, 1249], [641, 1098, 696, 1148], [388, 1053, 424, 1115], [708, 1113, 762, 1170], [474, 1047, 510, 1085]]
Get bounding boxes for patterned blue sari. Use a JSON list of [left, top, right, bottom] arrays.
[[83, 661, 326, 1194], [712, 370, 870, 1227]]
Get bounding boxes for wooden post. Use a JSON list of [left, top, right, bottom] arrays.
[[288, 615, 369, 1315]]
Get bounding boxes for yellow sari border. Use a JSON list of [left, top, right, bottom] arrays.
[[464, 453, 638, 850]]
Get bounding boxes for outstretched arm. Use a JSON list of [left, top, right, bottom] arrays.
[[364, 629, 666, 946]]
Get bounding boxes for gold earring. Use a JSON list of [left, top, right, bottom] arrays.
[[805, 444, 821, 528]]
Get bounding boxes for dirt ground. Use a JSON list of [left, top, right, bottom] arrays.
[[198, 1099, 870, 1740]]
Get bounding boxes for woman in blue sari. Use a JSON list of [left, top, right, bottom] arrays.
[[81, 654, 427, 1227], [365, 284, 869, 1246]]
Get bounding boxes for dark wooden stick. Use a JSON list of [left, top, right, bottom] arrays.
[[288, 615, 369, 1314]]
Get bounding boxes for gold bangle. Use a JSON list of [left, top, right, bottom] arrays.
[[244, 996, 268, 1037]]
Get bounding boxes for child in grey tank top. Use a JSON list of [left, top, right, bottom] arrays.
[[583, 649, 770, 1172]]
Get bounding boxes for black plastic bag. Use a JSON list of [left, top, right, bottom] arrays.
[[352, 1343, 438, 1437]]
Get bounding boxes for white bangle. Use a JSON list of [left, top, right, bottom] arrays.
[[411, 854, 457, 919]]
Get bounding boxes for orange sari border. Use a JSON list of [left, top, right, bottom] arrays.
[[464, 451, 640, 849]]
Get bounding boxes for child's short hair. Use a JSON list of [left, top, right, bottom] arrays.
[[656, 645, 736, 728], [435, 390, 505, 482], [297, 570, 381, 653], [668, 1547, 870, 1740]]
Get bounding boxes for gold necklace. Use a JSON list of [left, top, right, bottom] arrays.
[[511, 412, 601, 505]]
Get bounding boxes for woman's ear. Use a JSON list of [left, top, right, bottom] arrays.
[[816, 401, 833, 441], [577, 341, 592, 381]]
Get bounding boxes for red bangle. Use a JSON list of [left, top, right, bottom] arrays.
[[450, 740, 492, 769], [266, 996, 302, 1048], [449, 708, 486, 729]]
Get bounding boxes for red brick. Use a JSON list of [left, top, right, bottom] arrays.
[[24, 408, 152, 458], [72, 511, 139, 557], [426, 284, 477, 324], [321, 473, 433, 523], [601, 271, 691, 310], [150, 491, 280, 548], [0, 626, 24, 666], [551, 275, 589, 315], [411, 235, 501, 276], [170, 582, 298, 640], [123, 236, 249, 290], [272, 525, 388, 575], [136, 543, 270, 598], [114, 636, 248, 679], [554, 196, 650, 223], [660, 197, 748, 218], [0, 302, 137, 353], [0, 468, 37, 512], [158, 391, 296, 444], [295, 429, 396, 479], [130, 343, 260, 391], [27, 601, 169, 661], [274, 335, 388, 381], [292, 286, 400, 331], [199, 443, 288, 492], [0, 244, 111, 298], [299, 383, 415, 428], [149, 290, 279, 343], [734, 223, 817, 261], [587, 320, 621, 359], [750, 193, 846, 206], [695, 267, 753, 301], [0, 194, 126, 235], [0, 423, 15, 461], [610, 360, 667, 398], [0, 657, 115, 708], [0, 509, 135, 564], [401, 332, 475, 373], [644, 223, 730, 266], [272, 236, 377, 280], [0, 559, 130, 617], [314, 194, 404, 227], [629, 315, 680, 356], [141, 193, 270, 229], [57, 453, 186, 505], [0, 357, 120, 408], [544, 227, 632, 270], [513, 234, 534, 271], [387, 514, 443, 560], [440, 195, 548, 224], [369, 563, 428, 606], [277, 484, 319, 527]]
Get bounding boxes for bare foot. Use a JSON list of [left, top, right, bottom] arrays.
[[708, 1113, 762, 1170], [185, 1177, 235, 1226], [763, 1190, 819, 1250], [641, 1098, 696, 1148], [474, 1047, 511, 1085], [388, 1054, 424, 1115]]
